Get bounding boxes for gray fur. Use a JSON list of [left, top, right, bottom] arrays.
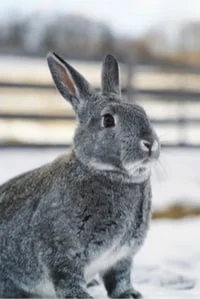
[[0, 53, 160, 298]]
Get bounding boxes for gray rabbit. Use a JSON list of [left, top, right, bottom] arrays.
[[0, 53, 160, 298]]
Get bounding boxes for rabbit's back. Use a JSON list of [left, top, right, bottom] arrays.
[[0, 164, 52, 225], [0, 151, 74, 223]]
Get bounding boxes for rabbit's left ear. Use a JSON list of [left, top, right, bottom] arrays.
[[101, 54, 121, 96], [47, 52, 94, 111]]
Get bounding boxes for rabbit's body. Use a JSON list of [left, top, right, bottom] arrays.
[[0, 53, 159, 298], [0, 151, 151, 297]]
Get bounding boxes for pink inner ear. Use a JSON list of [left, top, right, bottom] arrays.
[[56, 62, 76, 95]]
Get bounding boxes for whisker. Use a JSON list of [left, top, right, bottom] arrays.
[[157, 157, 169, 179], [158, 132, 171, 140], [153, 162, 162, 185]]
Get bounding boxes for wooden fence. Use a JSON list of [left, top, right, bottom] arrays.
[[1, 63, 200, 148]]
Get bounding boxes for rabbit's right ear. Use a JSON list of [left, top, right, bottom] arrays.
[[47, 52, 94, 111], [101, 54, 121, 96]]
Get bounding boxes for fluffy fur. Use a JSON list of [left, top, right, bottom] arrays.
[[0, 53, 160, 298]]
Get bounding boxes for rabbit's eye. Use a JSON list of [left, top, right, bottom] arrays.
[[102, 114, 115, 128]]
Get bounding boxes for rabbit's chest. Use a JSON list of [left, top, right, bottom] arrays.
[[84, 241, 130, 281], [84, 181, 151, 280], [121, 190, 151, 252], [85, 199, 150, 281]]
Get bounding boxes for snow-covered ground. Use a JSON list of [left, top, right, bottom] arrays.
[[0, 148, 200, 298]]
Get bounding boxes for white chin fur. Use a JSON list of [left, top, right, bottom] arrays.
[[89, 160, 117, 171], [89, 159, 151, 182], [124, 161, 151, 182]]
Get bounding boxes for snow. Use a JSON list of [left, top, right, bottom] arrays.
[[151, 148, 200, 211], [134, 218, 200, 298], [0, 148, 200, 298]]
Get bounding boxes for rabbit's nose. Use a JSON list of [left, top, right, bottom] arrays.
[[140, 140, 152, 155], [140, 139, 159, 157]]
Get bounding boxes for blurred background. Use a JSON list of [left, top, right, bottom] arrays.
[[1, 0, 200, 218]]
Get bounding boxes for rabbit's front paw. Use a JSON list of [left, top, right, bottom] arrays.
[[117, 288, 142, 298]]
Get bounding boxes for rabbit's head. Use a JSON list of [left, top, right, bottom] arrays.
[[47, 52, 160, 181]]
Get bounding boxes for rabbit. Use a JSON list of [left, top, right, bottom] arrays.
[[0, 52, 160, 298]]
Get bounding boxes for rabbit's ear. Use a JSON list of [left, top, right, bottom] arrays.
[[101, 54, 121, 96], [47, 52, 94, 110]]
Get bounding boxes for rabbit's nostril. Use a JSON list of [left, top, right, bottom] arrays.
[[144, 142, 151, 150], [140, 140, 152, 155]]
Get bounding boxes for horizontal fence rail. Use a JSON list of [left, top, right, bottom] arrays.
[[0, 113, 76, 121], [1, 112, 200, 125], [1, 142, 200, 149], [1, 81, 200, 101]]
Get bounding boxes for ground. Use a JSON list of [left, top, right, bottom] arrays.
[[0, 148, 200, 298]]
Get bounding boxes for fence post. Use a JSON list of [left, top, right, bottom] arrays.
[[126, 50, 137, 103]]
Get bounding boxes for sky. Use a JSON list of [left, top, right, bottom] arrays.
[[0, 0, 200, 37]]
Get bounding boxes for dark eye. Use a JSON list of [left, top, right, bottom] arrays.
[[102, 114, 115, 128]]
